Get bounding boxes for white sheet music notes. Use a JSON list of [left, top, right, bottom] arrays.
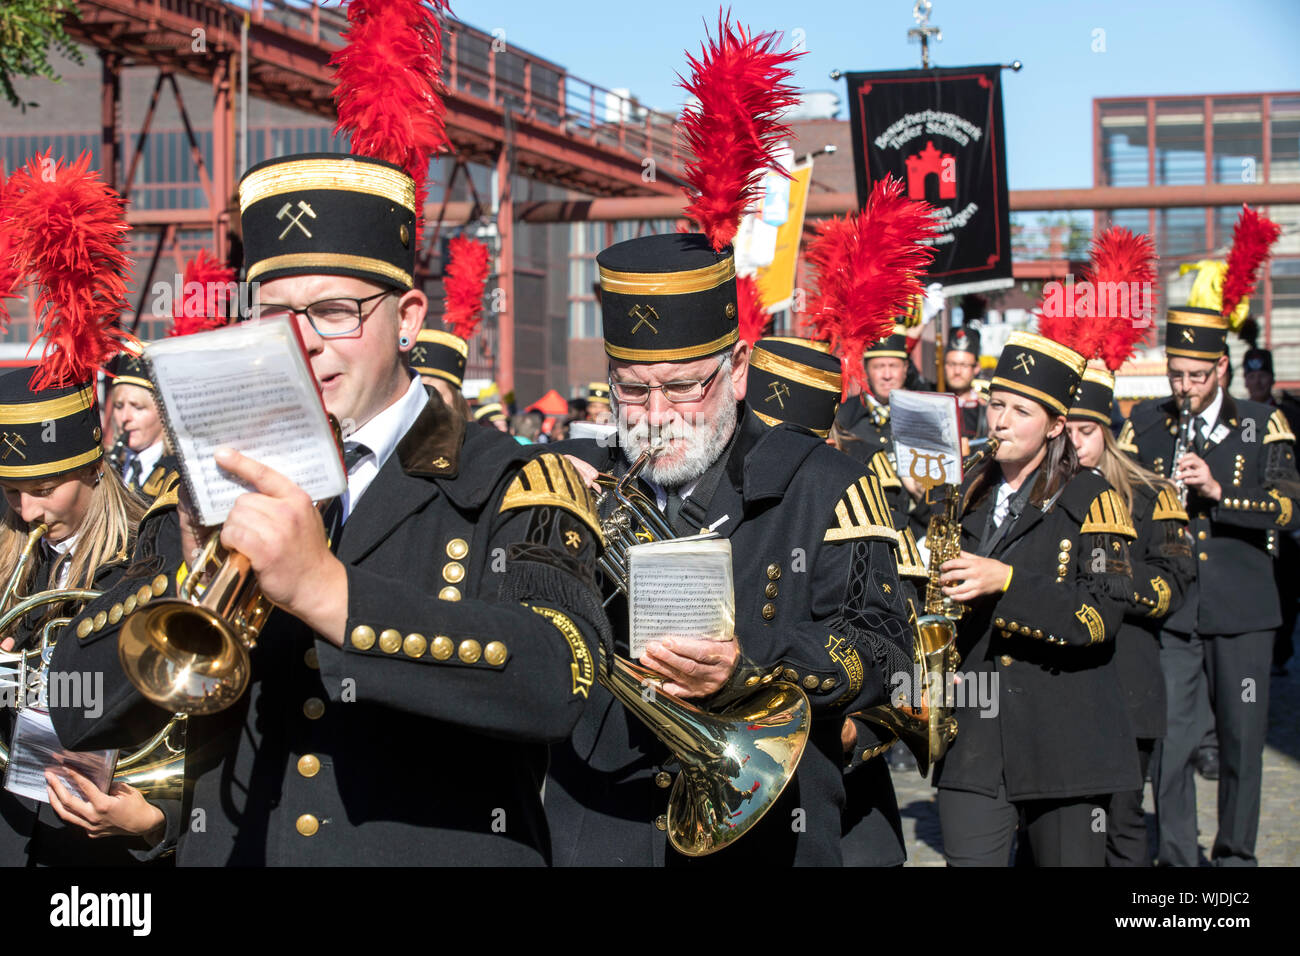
[[627, 534, 735, 660], [145, 316, 346, 526], [889, 390, 964, 489]]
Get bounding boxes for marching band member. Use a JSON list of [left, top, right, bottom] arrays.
[[944, 324, 988, 442], [409, 235, 490, 421], [0, 152, 178, 864], [50, 1, 609, 866], [106, 352, 176, 499], [409, 328, 472, 418], [933, 330, 1141, 865]]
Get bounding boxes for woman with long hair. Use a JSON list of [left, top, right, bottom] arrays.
[[931, 332, 1142, 866], [1066, 367, 1195, 866]]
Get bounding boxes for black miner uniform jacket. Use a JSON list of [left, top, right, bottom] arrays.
[[1121, 394, 1300, 636], [545, 408, 913, 866], [1114, 482, 1195, 739], [932, 469, 1142, 801], [0, 542, 173, 866], [49, 390, 609, 866]]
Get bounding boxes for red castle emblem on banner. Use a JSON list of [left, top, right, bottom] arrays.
[[905, 140, 956, 201]]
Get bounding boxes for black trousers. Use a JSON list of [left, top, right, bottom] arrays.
[[1106, 739, 1154, 866], [938, 785, 1108, 866], [1155, 629, 1273, 867]]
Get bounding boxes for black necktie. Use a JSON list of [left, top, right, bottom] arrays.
[[664, 490, 686, 536], [322, 441, 371, 549], [1195, 417, 1210, 454], [126, 456, 142, 492]]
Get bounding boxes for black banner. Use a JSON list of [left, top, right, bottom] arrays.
[[845, 65, 1012, 295]]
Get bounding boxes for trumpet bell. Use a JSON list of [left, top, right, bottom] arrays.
[[667, 680, 811, 856], [118, 599, 251, 716]]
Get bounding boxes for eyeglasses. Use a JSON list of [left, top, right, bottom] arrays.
[[609, 359, 725, 405], [1167, 369, 1214, 385], [249, 290, 396, 337]]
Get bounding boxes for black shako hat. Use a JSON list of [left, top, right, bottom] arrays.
[[746, 337, 843, 438], [947, 324, 981, 357], [990, 331, 1087, 417], [107, 349, 154, 392], [597, 232, 738, 363], [238, 153, 417, 291], [1067, 366, 1116, 425], [864, 324, 909, 360], [409, 329, 468, 389], [0, 372, 103, 481], [1165, 306, 1229, 362]]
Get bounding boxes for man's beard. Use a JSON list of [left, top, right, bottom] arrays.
[[618, 382, 737, 489]]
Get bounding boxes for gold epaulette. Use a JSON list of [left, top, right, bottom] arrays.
[[1116, 419, 1139, 456], [1081, 488, 1137, 539], [1151, 485, 1188, 524], [142, 471, 181, 521], [825, 474, 898, 544], [500, 454, 603, 540], [141, 465, 168, 498], [895, 527, 927, 579], [1264, 409, 1296, 445], [869, 450, 902, 489]]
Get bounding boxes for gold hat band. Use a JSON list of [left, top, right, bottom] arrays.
[[415, 367, 464, 387], [240, 158, 416, 213], [1006, 331, 1088, 376], [989, 377, 1071, 416], [416, 329, 469, 356], [1167, 308, 1229, 330], [599, 257, 735, 296], [762, 336, 832, 353], [0, 446, 102, 479], [1165, 346, 1225, 361], [110, 376, 154, 392], [1081, 366, 1116, 389], [751, 407, 830, 438], [1067, 407, 1113, 425], [605, 329, 739, 363], [749, 347, 842, 394], [0, 384, 95, 425], [246, 253, 413, 289]]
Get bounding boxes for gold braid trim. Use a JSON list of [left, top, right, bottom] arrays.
[[1081, 489, 1137, 539], [500, 454, 604, 541]]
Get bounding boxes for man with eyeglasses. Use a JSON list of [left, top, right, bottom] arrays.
[[543, 232, 911, 867], [51, 153, 611, 866], [1121, 305, 1300, 866], [944, 324, 988, 444]]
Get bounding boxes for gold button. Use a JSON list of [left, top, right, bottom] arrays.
[[303, 697, 325, 720], [1199, 552, 1208, 561], [484, 641, 508, 666], [761, 673, 774, 683], [108, 603, 123, 625], [1000, 655, 1013, 666], [403, 633, 428, 658], [297, 754, 321, 778], [152, 574, 168, 596], [1197, 530, 1207, 540], [439, 586, 461, 602], [1020, 624, 1032, 635], [124, 594, 137, 614], [654, 814, 668, 831], [654, 772, 673, 789], [1033, 629, 1043, 639], [304, 647, 319, 669], [745, 675, 759, 686], [76, 618, 93, 639], [350, 625, 376, 650], [296, 814, 319, 837], [459, 639, 482, 664], [801, 674, 819, 690], [765, 582, 779, 598], [137, 586, 153, 606], [93, 611, 107, 630], [782, 667, 799, 682], [442, 561, 465, 584], [766, 563, 781, 581], [1057, 552, 1070, 564], [378, 629, 402, 654], [1057, 565, 1068, 576], [431, 636, 454, 660], [1059, 539, 1072, 550], [820, 677, 836, 692], [446, 538, 469, 560], [761, 603, 776, 620], [994, 617, 1006, 627]]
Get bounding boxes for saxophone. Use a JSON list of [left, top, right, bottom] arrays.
[[855, 438, 999, 776]]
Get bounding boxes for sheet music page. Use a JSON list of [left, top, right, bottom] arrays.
[[147, 317, 346, 525], [889, 390, 964, 487], [628, 537, 734, 659], [3, 709, 117, 804]]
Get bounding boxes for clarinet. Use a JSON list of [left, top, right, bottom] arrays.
[[1171, 395, 1194, 507], [107, 432, 128, 473]]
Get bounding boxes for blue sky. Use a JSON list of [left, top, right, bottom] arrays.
[[454, 0, 1300, 190]]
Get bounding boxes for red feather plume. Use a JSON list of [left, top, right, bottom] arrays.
[[1220, 204, 1281, 320], [678, 12, 802, 251], [1038, 226, 1157, 371], [330, 0, 451, 240], [0, 151, 133, 389], [170, 249, 237, 336], [804, 176, 936, 395], [442, 236, 490, 340], [736, 274, 770, 346]]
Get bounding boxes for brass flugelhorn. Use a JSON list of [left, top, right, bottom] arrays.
[[590, 447, 811, 856]]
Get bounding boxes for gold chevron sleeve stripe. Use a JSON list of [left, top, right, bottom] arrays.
[[1151, 486, 1188, 524], [500, 454, 604, 539], [869, 450, 902, 489], [895, 528, 928, 578], [143, 471, 182, 520], [1116, 419, 1139, 455], [1081, 488, 1137, 538], [1264, 409, 1296, 445], [824, 476, 899, 543]]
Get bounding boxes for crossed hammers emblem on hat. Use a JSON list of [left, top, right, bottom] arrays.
[[628, 304, 659, 335], [765, 382, 790, 408], [0, 432, 27, 461], [277, 200, 317, 239], [1013, 351, 1036, 375]]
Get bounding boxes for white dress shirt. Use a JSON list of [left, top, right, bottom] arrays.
[[1196, 386, 1225, 442], [122, 439, 164, 487], [340, 374, 429, 520]]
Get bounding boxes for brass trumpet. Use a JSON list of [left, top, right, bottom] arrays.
[[590, 448, 811, 856]]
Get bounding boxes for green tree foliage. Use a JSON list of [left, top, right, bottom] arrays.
[[0, 0, 84, 112]]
